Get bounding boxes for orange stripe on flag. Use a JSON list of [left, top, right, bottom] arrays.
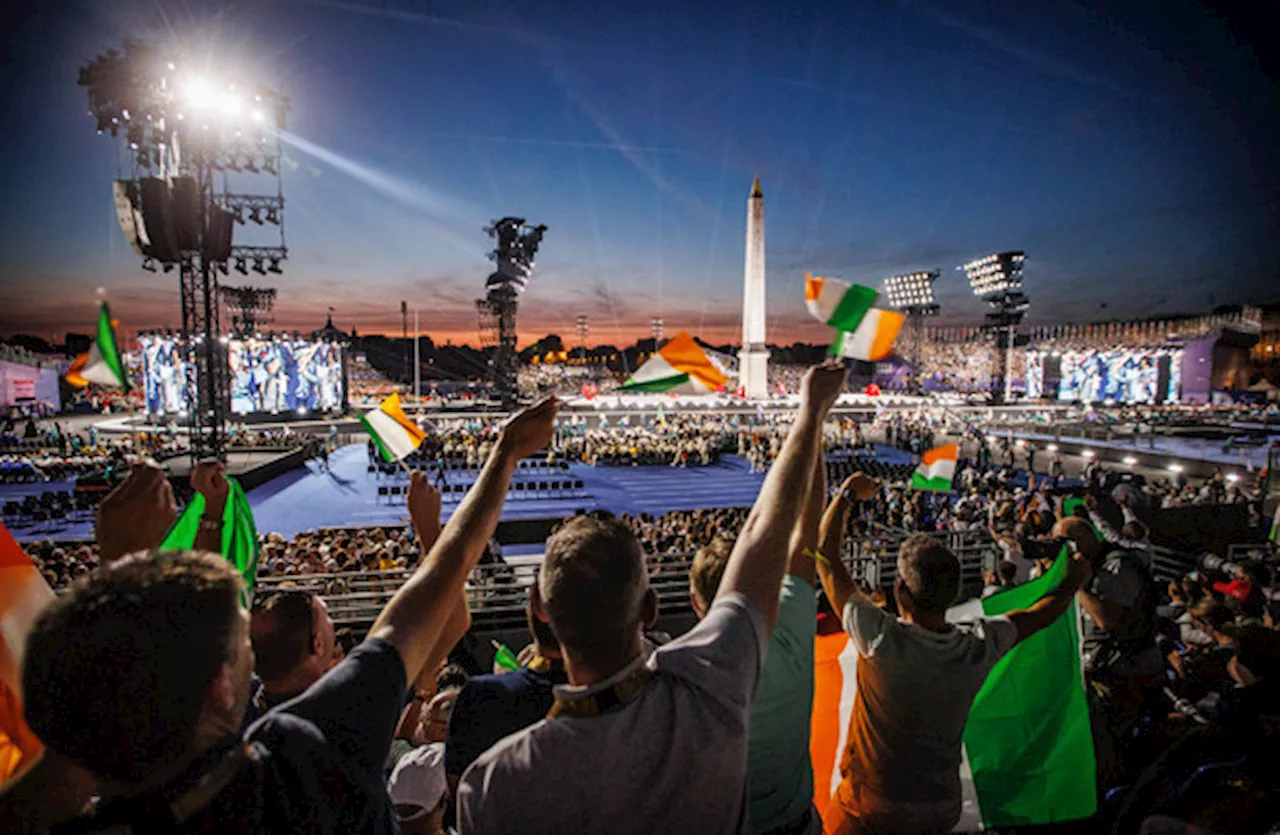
[[65, 352, 90, 388], [805, 273, 825, 302], [867, 310, 905, 362], [380, 393, 427, 444], [921, 443, 958, 468], [658, 330, 728, 390], [810, 631, 850, 819]]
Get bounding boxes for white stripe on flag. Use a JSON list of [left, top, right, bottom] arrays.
[[79, 342, 123, 387], [831, 639, 859, 796], [363, 408, 420, 460], [916, 458, 957, 483]]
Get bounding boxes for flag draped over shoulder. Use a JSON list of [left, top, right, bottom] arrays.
[[910, 444, 958, 492], [809, 548, 1095, 830], [804, 274, 903, 362], [360, 393, 427, 461], [161, 478, 259, 599], [65, 302, 129, 390], [0, 522, 55, 783], [948, 547, 1097, 828], [620, 330, 728, 394]]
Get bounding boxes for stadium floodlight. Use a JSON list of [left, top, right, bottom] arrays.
[[959, 251, 1029, 405], [1123, 455, 1137, 466], [1081, 449, 1095, 458], [962, 252, 1026, 299], [1168, 463, 1184, 473], [883, 271, 940, 314]]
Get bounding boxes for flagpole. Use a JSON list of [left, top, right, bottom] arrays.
[[414, 308, 421, 404]]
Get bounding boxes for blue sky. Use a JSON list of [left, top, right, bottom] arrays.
[[0, 0, 1275, 347]]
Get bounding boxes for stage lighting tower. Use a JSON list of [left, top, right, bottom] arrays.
[[884, 271, 940, 394], [576, 315, 589, 362], [220, 285, 277, 337], [961, 252, 1028, 405], [78, 41, 289, 461], [475, 217, 547, 409]]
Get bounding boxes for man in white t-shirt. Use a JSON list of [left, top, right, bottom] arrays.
[[817, 533, 1092, 833], [457, 362, 849, 834]]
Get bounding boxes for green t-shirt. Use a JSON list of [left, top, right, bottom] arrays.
[[747, 574, 817, 831]]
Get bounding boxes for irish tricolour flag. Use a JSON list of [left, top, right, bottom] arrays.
[[621, 330, 728, 394], [810, 548, 1096, 829], [911, 443, 958, 492], [65, 302, 129, 389], [804, 274, 904, 362], [360, 393, 427, 462]]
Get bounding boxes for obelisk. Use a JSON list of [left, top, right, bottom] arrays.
[[740, 177, 769, 399]]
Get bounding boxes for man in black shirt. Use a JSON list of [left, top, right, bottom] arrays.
[[18, 398, 560, 833], [444, 597, 567, 791]]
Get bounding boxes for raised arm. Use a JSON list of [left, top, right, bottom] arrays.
[[785, 445, 828, 587], [718, 362, 844, 632], [369, 398, 558, 682], [1005, 547, 1093, 643], [815, 473, 881, 614]]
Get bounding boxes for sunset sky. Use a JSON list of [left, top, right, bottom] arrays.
[[1, 0, 1276, 349]]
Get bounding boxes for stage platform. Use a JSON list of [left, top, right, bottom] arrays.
[[999, 428, 1277, 480]]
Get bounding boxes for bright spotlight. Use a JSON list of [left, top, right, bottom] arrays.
[[1168, 463, 1183, 473], [181, 76, 217, 110], [1225, 473, 1239, 483], [1081, 449, 1095, 459], [1047, 444, 1058, 452], [1123, 456, 1137, 466], [296, 407, 308, 416], [220, 91, 242, 117], [251, 109, 265, 122]]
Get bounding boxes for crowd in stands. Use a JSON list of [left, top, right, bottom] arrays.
[[517, 364, 618, 399], [3, 368, 1278, 834], [347, 354, 404, 403]]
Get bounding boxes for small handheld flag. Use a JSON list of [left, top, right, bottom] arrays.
[[491, 640, 520, 671], [360, 393, 427, 462], [621, 331, 728, 394], [804, 274, 903, 362], [910, 444, 958, 492], [65, 302, 129, 390]]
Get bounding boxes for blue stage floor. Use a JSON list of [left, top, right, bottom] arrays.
[[6, 442, 1021, 543]]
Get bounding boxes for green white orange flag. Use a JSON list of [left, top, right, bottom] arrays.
[[161, 477, 260, 602], [910, 443, 958, 492], [1270, 504, 1279, 544], [947, 547, 1096, 828], [805, 274, 903, 361], [360, 392, 427, 461], [831, 309, 906, 362], [0, 522, 55, 782], [621, 330, 728, 394], [809, 547, 1096, 830], [65, 302, 129, 390]]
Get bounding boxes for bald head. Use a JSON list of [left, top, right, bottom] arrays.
[[1052, 517, 1100, 561]]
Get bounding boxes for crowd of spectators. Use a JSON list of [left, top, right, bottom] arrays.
[[516, 364, 618, 399], [3, 370, 1277, 834]]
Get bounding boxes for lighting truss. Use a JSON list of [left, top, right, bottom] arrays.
[[79, 40, 289, 462], [961, 252, 1026, 299], [883, 271, 940, 315]]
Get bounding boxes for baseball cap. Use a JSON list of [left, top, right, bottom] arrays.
[[388, 742, 447, 813]]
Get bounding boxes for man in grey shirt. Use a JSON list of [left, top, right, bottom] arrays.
[[817, 533, 1093, 833], [457, 362, 849, 834]]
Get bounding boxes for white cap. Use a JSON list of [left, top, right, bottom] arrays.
[[388, 742, 447, 812]]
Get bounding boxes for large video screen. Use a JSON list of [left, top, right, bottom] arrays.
[[1025, 348, 1182, 404], [140, 335, 345, 416], [229, 337, 345, 415], [141, 335, 192, 415]]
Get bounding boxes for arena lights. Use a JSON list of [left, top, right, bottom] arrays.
[[1168, 463, 1184, 473], [883, 271, 940, 312], [1123, 456, 1137, 466], [80, 40, 290, 462], [1226, 473, 1239, 483], [1047, 444, 1058, 452], [1081, 449, 1095, 458], [962, 252, 1026, 299]]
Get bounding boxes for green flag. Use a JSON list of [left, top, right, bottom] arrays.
[[161, 477, 259, 601], [952, 547, 1097, 827]]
